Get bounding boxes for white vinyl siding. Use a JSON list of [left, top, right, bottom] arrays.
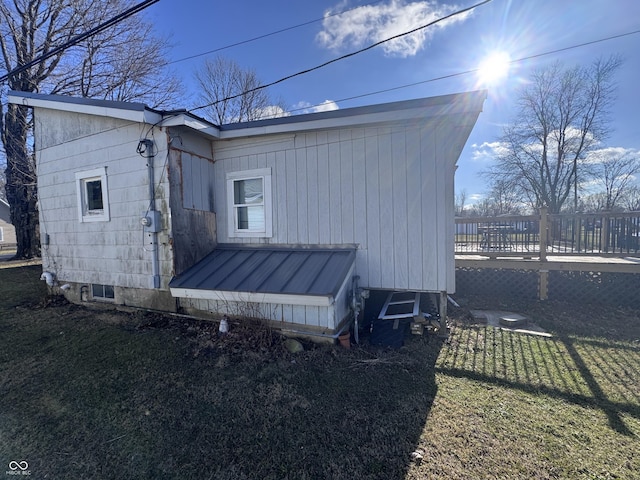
[[213, 118, 477, 293], [35, 110, 173, 291]]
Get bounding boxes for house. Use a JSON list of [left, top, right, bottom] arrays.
[[9, 89, 486, 339], [0, 198, 17, 249]]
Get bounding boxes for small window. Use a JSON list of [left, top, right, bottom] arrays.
[[91, 283, 115, 300], [76, 167, 110, 222], [0, 227, 3, 242], [227, 168, 272, 238]]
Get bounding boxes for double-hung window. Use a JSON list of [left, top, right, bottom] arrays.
[[76, 167, 110, 222], [227, 168, 272, 238]]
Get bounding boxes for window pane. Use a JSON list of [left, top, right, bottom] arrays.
[[237, 206, 249, 230], [104, 285, 115, 299], [86, 180, 103, 211], [236, 205, 264, 231], [91, 284, 103, 297], [234, 178, 263, 205]]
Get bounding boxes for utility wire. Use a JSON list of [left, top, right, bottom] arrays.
[[190, 0, 492, 113], [0, 0, 160, 84], [275, 27, 640, 117], [169, 0, 386, 65]]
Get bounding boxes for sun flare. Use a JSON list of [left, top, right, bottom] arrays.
[[477, 51, 511, 85]]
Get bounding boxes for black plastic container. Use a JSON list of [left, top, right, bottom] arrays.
[[369, 318, 410, 348]]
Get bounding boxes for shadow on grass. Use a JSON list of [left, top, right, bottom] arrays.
[[437, 324, 640, 436], [0, 266, 444, 479]]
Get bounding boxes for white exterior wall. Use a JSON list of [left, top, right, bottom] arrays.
[[180, 261, 354, 331], [212, 118, 474, 293], [35, 108, 173, 291]]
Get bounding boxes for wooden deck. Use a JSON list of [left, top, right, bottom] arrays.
[[456, 254, 640, 301], [456, 254, 640, 274]]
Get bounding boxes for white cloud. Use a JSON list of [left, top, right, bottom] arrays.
[[292, 100, 340, 114], [583, 146, 640, 164], [311, 99, 340, 112], [253, 105, 291, 120], [471, 141, 507, 162], [316, 0, 472, 57]]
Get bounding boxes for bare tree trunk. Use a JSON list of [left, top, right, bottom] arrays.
[[0, 0, 181, 259], [2, 103, 39, 258]]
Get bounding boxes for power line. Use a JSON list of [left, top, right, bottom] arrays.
[[0, 0, 160, 84], [190, 0, 493, 113], [508, 28, 640, 64], [169, 0, 387, 65], [276, 27, 640, 117]]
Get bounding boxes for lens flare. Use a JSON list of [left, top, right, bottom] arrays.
[[477, 51, 511, 85]]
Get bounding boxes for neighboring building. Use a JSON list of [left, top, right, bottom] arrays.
[[9, 89, 486, 338], [0, 198, 17, 248]]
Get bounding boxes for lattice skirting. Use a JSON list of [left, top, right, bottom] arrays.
[[456, 267, 640, 309]]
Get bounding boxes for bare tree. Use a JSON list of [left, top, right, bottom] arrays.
[[468, 180, 524, 217], [454, 189, 467, 216], [485, 56, 622, 214], [587, 148, 640, 211], [489, 179, 524, 215], [194, 56, 287, 125], [621, 185, 640, 211], [0, 164, 6, 202], [0, 0, 181, 258], [578, 193, 609, 213]]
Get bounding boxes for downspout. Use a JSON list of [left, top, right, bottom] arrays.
[[138, 139, 161, 289]]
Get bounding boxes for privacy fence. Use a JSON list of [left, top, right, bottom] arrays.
[[454, 209, 640, 308]]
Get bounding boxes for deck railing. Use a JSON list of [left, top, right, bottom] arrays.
[[455, 208, 640, 257]]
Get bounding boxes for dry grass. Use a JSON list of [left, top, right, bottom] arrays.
[[0, 264, 638, 479]]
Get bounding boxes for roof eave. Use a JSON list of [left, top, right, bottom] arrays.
[[218, 90, 488, 139], [8, 91, 224, 138], [8, 91, 163, 124], [161, 114, 221, 139]]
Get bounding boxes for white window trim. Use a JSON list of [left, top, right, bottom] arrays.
[[75, 167, 110, 223], [226, 168, 272, 238], [91, 283, 115, 302]]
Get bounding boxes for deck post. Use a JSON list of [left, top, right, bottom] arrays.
[[438, 291, 449, 338], [539, 207, 548, 262], [539, 270, 549, 300], [600, 211, 610, 253], [538, 207, 549, 300]]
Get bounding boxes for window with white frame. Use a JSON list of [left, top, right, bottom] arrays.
[[75, 167, 110, 222], [91, 283, 115, 300], [227, 168, 272, 238]]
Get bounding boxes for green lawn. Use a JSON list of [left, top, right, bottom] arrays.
[[1, 264, 638, 479]]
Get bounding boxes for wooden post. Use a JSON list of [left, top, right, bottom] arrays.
[[438, 291, 449, 338], [539, 270, 549, 301], [539, 206, 548, 262], [539, 207, 549, 300], [600, 211, 610, 253]]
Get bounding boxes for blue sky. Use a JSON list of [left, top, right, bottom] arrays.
[[150, 0, 640, 202]]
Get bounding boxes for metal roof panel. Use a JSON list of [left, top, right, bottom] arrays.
[[170, 245, 356, 299]]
